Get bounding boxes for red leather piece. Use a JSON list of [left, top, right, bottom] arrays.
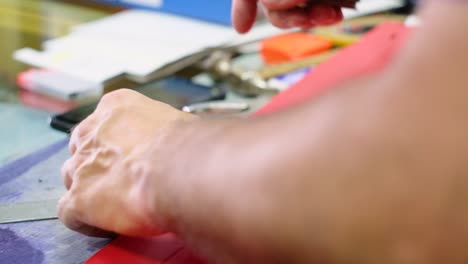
[[256, 22, 411, 115], [86, 234, 185, 264]]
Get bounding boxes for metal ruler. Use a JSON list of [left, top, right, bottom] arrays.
[[0, 199, 59, 224]]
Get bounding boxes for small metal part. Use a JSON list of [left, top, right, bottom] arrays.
[[204, 53, 279, 97], [224, 70, 278, 97], [0, 199, 59, 224], [183, 101, 250, 115], [201, 46, 336, 96]]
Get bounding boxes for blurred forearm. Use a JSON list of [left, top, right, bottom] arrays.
[[147, 2, 468, 263]]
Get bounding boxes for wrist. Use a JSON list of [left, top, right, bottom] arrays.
[[138, 116, 202, 233]]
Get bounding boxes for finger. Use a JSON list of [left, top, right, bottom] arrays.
[[58, 193, 83, 232], [308, 4, 343, 25], [61, 154, 87, 190], [232, 0, 258, 33], [69, 114, 97, 155], [61, 158, 74, 190], [58, 194, 116, 238], [96, 89, 141, 112], [261, 0, 308, 11], [267, 4, 342, 28], [265, 6, 317, 29], [69, 89, 135, 154]]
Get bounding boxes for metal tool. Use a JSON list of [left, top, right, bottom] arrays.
[[0, 199, 59, 224], [183, 101, 250, 115], [203, 49, 337, 96], [146, 35, 269, 82], [202, 51, 279, 97]]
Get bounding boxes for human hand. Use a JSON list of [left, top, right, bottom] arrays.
[[58, 89, 195, 237], [232, 0, 345, 33]]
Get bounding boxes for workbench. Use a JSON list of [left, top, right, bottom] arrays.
[[0, 1, 270, 263], [0, 1, 116, 263], [0, 1, 408, 263]]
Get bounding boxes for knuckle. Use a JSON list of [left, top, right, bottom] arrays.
[[69, 128, 89, 155], [61, 159, 71, 177], [98, 89, 141, 110], [58, 194, 82, 230], [61, 158, 75, 182], [62, 155, 87, 184], [68, 139, 77, 155], [98, 94, 115, 107], [71, 123, 86, 141], [106, 105, 126, 116], [58, 194, 77, 220], [57, 196, 67, 218], [102, 89, 135, 101], [99, 90, 122, 106]]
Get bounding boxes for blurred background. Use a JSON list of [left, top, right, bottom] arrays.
[[0, 0, 415, 164], [0, 1, 421, 263]]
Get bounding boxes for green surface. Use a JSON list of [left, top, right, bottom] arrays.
[[0, 0, 113, 163], [0, 4, 116, 260], [0, 104, 65, 166]]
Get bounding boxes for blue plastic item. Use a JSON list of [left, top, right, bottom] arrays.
[[90, 0, 233, 25]]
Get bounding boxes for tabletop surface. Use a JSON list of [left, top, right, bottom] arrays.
[[0, 1, 406, 263], [0, 0, 116, 165], [0, 2, 119, 263], [0, 2, 271, 263]]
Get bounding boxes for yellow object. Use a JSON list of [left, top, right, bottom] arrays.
[[313, 14, 407, 47]]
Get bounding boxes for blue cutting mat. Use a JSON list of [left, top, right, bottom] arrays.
[[0, 104, 66, 166], [0, 140, 110, 264]]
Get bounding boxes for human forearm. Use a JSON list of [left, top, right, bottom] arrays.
[[58, 1, 468, 262], [145, 76, 415, 263], [152, 75, 468, 264], [147, 114, 319, 263], [148, 3, 468, 262]]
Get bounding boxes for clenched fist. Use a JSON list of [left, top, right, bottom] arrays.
[[59, 89, 195, 237]]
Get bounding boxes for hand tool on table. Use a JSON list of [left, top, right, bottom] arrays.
[[147, 0, 361, 96], [0, 199, 59, 224], [201, 51, 275, 97], [183, 101, 250, 115], [146, 40, 271, 97], [203, 49, 337, 97]]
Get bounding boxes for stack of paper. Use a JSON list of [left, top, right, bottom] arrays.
[[14, 10, 239, 84]]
